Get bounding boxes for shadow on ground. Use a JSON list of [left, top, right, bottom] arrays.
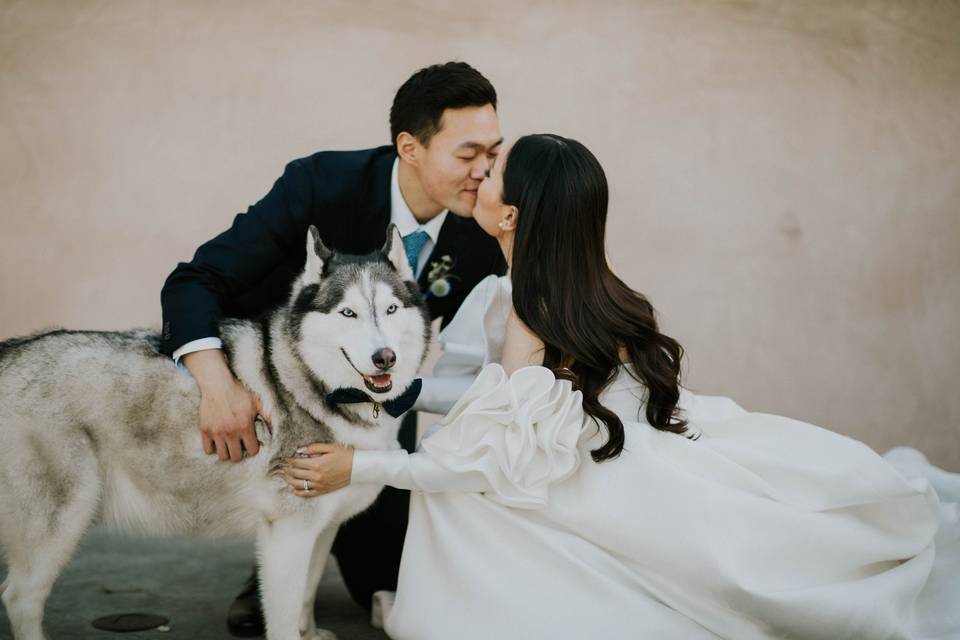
[[0, 528, 389, 639]]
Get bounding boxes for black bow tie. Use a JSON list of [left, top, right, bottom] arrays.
[[325, 378, 422, 418]]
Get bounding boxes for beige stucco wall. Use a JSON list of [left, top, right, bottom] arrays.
[[1, 1, 958, 469]]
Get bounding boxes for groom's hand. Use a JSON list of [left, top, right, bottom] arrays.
[[183, 349, 267, 462]]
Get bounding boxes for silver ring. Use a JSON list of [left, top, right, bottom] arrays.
[[303, 479, 310, 491]]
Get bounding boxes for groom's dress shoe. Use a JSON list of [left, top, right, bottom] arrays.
[[226, 571, 265, 637]]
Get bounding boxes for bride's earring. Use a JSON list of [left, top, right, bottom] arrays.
[[498, 221, 508, 230]]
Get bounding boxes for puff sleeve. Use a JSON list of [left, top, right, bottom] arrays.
[[353, 364, 589, 509], [412, 275, 512, 415]]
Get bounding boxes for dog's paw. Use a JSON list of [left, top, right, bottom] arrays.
[[302, 629, 337, 640]]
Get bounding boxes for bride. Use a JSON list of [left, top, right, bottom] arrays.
[[283, 134, 959, 639]]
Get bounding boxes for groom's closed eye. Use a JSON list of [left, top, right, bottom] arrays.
[[460, 152, 497, 162]]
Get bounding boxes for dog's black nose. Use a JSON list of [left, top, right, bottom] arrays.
[[372, 348, 396, 371]]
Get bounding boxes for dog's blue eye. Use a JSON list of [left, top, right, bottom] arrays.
[[340, 308, 356, 318], [386, 304, 398, 315]]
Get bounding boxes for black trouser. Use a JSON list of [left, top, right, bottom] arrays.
[[329, 411, 416, 610]]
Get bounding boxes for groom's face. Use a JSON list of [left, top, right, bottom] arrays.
[[417, 104, 502, 217]]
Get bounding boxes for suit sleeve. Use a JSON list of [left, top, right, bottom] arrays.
[[159, 159, 315, 355]]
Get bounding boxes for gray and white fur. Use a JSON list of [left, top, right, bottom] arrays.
[[0, 225, 431, 640]]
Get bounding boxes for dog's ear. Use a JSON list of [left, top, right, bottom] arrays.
[[382, 224, 415, 282], [304, 225, 332, 283]]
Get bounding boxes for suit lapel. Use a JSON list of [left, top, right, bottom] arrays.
[[415, 210, 504, 326], [419, 214, 464, 291]]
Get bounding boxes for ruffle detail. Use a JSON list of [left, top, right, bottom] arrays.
[[420, 363, 588, 509]]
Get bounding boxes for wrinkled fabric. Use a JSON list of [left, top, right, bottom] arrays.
[[364, 274, 960, 640], [353, 365, 587, 508], [419, 364, 587, 509]]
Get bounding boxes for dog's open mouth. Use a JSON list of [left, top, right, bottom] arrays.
[[362, 373, 392, 394]]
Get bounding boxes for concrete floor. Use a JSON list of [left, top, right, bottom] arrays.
[[0, 528, 389, 640]]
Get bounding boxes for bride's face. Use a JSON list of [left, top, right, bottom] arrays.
[[473, 142, 514, 238]]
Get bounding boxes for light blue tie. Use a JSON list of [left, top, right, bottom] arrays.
[[402, 230, 429, 275]]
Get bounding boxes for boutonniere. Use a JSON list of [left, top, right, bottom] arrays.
[[425, 255, 456, 298]]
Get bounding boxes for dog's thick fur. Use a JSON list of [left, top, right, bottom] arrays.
[[0, 225, 431, 640]]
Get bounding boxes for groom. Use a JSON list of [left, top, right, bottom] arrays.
[[160, 61, 506, 635]]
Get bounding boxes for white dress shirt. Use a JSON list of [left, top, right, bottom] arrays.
[[389, 157, 447, 278], [172, 157, 447, 363]]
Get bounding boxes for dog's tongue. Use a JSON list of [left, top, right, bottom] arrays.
[[368, 373, 391, 386]]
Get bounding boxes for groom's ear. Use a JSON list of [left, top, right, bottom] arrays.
[[303, 225, 332, 284], [382, 224, 415, 282], [395, 132, 420, 167]]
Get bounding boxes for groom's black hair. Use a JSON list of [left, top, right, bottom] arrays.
[[390, 62, 497, 149]]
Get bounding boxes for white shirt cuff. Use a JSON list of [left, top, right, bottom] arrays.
[[172, 337, 223, 364]]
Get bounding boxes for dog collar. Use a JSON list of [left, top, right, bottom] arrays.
[[326, 378, 422, 418]]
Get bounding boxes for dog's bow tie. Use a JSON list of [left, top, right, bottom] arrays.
[[325, 378, 422, 418]]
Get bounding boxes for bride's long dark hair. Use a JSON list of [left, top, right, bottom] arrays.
[[503, 134, 687, 462]]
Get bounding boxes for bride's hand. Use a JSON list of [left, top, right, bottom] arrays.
[[283, 442, 354, 497]]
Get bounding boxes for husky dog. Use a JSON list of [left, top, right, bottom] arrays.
[[0, 225, 431, 640]]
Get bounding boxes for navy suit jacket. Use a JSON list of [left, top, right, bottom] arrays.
[[160, 145, 506, 356]]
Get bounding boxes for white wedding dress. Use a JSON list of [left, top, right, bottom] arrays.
[[351, 275, 960, 640]]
